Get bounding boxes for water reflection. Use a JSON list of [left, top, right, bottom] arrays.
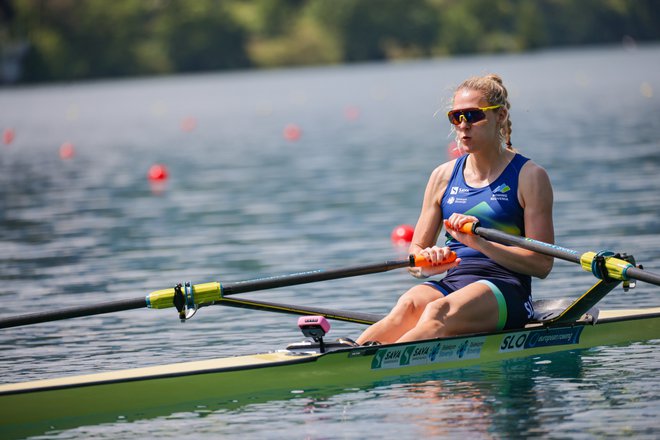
[[354, 351, 585, 438]]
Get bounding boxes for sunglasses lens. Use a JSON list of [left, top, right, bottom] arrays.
[[448, 109, 486, 125], [448, 111, 461, 125], [466, 110, 486, 123]]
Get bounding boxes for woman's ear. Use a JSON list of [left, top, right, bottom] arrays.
[[497, 106, 508, 125]]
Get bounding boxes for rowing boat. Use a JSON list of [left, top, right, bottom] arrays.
[[0, 224, 658, 437], [1, 304, 658, 437]]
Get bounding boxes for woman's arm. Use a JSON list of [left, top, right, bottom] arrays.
[[408, 162, 460, 277]]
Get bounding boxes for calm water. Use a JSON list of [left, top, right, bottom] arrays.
[[1, 45, 659, 438]]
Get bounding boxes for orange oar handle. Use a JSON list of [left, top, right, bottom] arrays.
[[444, 220, 479, 235], [410, 252, 457, 267]]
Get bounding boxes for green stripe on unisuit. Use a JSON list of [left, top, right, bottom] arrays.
[[477, 280, 507, 330]]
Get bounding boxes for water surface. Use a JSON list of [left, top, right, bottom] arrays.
[[1, 45, 659, 438]]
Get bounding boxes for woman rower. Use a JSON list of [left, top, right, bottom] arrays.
[[357, 74, 554, 345]]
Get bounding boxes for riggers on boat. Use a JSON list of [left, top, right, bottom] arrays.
[[0, 224, 658, 438]]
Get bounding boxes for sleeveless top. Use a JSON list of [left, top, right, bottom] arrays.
[[441, 153, 529, 261]]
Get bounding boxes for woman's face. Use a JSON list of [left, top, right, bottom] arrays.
[[451, 88, 502, 153]]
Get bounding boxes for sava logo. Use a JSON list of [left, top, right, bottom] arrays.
[[450, 186, 470, 195], [399, 345, 432, 366], [371, 337, 486, 370], [371, 349, 402, 369], [499, 327, 584, 352], [384, 349, 402, 360]]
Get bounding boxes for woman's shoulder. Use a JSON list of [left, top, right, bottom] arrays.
[[517, 156, 554, 202], [518, 155, 550, 182], [429, 158, 459, 185]]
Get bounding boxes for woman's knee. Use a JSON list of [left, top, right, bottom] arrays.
[[413, 298, 451, 333], [421, 297, 451, 319], [383, 288, 434, 324], [393, 292, 416, 312], [395, 287, 437, 313]]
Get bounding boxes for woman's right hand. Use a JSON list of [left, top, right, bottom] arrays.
[[409, 246, 460, 278]]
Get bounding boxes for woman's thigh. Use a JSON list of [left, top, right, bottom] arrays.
[[420, 282, 500, 335]]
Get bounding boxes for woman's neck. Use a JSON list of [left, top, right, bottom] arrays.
[[464, 147, 513, 186]]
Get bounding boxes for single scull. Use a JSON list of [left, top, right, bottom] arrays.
[[0, 224, 658, 437]]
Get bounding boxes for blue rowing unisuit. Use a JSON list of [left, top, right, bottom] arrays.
[[428, 152, 534, 329], [441, 152, 529, 260]]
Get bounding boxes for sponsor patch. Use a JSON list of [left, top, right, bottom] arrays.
[[499, 327, 584, 353], [371, 337, 485, 370]]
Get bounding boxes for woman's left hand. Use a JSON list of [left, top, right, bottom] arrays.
[[444, 213, 484, 250]]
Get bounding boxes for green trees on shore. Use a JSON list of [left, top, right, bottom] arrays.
[[2, 0, 659, 83]]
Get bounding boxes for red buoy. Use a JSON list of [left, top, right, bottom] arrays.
[[447, 141, 463, 159], [391, 224, 414, 246], [344, 106, 360, 121], [148, 164, 169, 181], [181, 117, 197, 132], [283, 124, 302, 141], [3, 128, 15, 145], [59, 142, 75, 160]]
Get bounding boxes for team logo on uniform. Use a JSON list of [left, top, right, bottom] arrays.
[[491, 183, 511, 201]]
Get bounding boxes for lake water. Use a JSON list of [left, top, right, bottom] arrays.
[[1, 44, 659, 438]]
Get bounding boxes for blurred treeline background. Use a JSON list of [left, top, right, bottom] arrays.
[[1, 0, 659, 84]]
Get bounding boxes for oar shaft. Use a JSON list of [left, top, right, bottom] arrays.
[[0, 254, 441, 329], [464, 223, 660, 287], [472, 224, 581, 264], [0, 298, 146, 329], [221, 258, 412, 295], [626, 266, 660, 286]]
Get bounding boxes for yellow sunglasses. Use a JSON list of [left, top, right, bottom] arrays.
[[447, 105, 502, 125]]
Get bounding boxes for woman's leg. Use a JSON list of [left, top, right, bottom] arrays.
[[356, 285, 441, 345], [396, 281, 500, 343]]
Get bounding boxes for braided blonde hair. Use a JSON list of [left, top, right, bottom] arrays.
[[455, 74, 513, 149]]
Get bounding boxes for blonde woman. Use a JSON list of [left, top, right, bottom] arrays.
[[357, 74, 554, 344]]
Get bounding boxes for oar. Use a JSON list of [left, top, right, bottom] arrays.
[[455, 221, 660, 286], [0, 253, 451, 329]]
